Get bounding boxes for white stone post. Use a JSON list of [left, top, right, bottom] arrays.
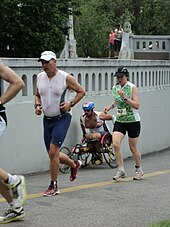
[[118, 22, 134, 59], [60, 9, 77, 59]]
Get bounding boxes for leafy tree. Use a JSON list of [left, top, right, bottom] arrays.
[[131, 0, 170, 35], [0, 0, 72, 57], [74, 0, 110, 57]]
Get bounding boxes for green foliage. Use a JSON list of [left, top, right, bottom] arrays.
[[147, 219, 170, 227], [0, 0, 71, 57], [136, 0, 170, 35]]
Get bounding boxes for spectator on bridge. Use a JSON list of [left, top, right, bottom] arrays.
[[114, 24, 123, 57], [155, 41, 159, 50], [0, 59, 26, 224], [104, 67, 144, 181], [35, 51, 86, 197], [108, 29, 115, 58]]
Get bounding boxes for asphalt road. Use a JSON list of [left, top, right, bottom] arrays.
[[0, 149, 170, 227]]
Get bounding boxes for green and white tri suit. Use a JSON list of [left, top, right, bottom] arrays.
[[113, 81, 140, 123]]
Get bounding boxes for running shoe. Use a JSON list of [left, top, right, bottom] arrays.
[[70, 160, 82, 181], [43, 184, 60, 197], [0, 208, 25, 224], [133, 168, 144, 180], [113, 170, 126, 180], [11, 175, 27, 207]]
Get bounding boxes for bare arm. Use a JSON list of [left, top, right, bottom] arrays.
[[34, 86, 41, 106], [80, 116, 86, 137], [104, 102, 116, 113], [0, 60, 25, 105], [67, 75, 86, 104], [34, 82, 42, 115], [131, 86, 140, 109], [99, 112, 113, 121], [60, 74, 86, 112]]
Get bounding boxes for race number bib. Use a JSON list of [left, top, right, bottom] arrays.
[[117, 108, 127, 116]]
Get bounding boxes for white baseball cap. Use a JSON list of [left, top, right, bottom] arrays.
[[38, 51, 56, 62]]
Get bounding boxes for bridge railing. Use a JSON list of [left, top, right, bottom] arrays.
[[1, 58, 170, 102], [119, 22, 170, 60], [129, 35, 170, 52], [127, 34, 170, 60]]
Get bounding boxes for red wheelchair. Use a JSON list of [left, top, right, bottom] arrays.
[[60, 129, 117, 174]]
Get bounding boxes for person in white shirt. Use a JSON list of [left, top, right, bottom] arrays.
[[35, 51, 86, 197]]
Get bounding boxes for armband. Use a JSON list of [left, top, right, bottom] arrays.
[[111, 104, 114, 109]]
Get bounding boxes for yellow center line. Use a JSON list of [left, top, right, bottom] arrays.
[[0, 169, 170, 203]]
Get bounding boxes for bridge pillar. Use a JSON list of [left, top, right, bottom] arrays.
[[119, 22, 134, 59], [60, 9, 77, 59]]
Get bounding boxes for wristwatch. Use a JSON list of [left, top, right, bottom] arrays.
[[123, 97, 128, 101], [70, 101, 75, 107], [34, 104, 41, 109]]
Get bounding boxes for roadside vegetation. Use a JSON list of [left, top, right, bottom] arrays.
[[148, 220, 170, 227]]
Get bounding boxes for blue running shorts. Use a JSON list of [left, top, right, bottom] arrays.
[[43, 113, 72, 151]]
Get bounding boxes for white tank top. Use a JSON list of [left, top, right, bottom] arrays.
[[37, 69, 71, 117]]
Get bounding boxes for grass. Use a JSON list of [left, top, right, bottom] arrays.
[[148, 220, 170, 227]]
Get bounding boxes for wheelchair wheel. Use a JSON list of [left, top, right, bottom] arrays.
[[76, 140, 92, 167], [59, 146, 72, 174], [101, 133, 117, 169]]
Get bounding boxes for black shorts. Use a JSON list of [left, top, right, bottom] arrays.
[[109, 43, 114, 51], [0, 105, 7, 124], [113, 121, 141, 138], [0, 106, 7, 137]]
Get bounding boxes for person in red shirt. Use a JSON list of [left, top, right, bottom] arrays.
[[108, 29, 115, 58]]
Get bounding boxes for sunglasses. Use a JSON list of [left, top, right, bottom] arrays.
[[84, 109, 91, 112], [117, 75, 125, 78], [41, 60, 50, 65]]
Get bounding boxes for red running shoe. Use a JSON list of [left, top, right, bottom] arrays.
[[70, 160, 82, 181], [43, 184, 60, 197]]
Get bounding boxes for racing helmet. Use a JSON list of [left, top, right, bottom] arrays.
[[82, 101, 94, 111]]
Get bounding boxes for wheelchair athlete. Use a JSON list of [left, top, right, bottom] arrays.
[[80, 101, 115, 164]]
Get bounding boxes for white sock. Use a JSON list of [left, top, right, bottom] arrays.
[[8, 174, 19, 185], [118, 167, 125, 172], [135, 165, 142, 171], [9, 203, 22, 212]]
